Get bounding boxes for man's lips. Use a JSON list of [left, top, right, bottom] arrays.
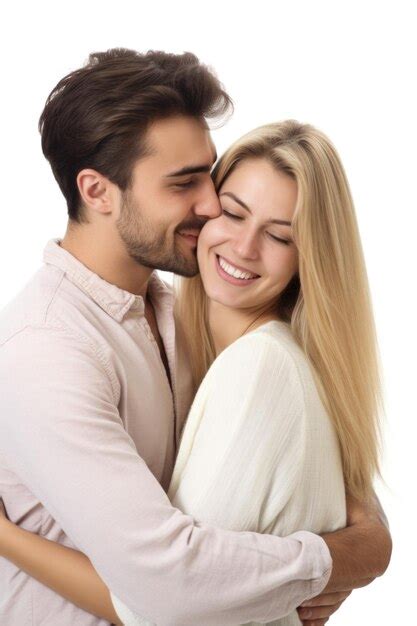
[[178, 231, 200, 247], [178, 229, 201, 238]]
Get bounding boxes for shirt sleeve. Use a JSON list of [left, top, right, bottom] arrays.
[[0, 326, 331, 626]]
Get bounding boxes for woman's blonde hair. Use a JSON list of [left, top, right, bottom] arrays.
[[175, 119, 384, 501]]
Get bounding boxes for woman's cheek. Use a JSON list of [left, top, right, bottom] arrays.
[[197, 229, 212, 268], [209, 216, 233, 242], [198, 220, 224, 252], [197, 217, 234, 272], [269, 249, 298, 284]]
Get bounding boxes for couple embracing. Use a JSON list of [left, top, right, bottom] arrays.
[[0, 48, 391, 626]]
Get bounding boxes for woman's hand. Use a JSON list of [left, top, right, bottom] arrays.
[[0, 497, 10, 527], [0, 498, 13, 557], [0, 498, 7, 518]]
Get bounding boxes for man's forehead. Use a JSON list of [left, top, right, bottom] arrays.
[[144, 116, 217, 169], [208, 135, 217, 162]]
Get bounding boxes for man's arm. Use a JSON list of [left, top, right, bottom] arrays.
[[297, 492, 392, 625], [0, 494, 392, 626], [1, 327, 391, 626], [0, 326, 331, 626], [322, 491, 392, 591]]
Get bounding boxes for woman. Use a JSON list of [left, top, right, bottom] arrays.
[[0, 120, 383, 626]]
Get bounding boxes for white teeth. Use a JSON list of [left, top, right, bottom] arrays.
[[218, 256, 257, 280]]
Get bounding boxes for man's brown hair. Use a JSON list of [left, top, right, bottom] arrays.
[[39, 48, 233, 223]]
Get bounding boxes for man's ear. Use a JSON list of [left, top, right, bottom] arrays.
[[76, 168, 115, 215]]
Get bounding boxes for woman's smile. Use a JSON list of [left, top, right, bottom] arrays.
[[197, 158, 299, 311], [214, 253, 261, 287]]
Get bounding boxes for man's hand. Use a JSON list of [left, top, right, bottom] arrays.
[[295, 489, 392, 625], [297, 590, 351, 625], [322, 490, 392, 594]]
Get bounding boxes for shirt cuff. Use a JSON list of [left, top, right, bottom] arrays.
[[291, 530, 333, 596]]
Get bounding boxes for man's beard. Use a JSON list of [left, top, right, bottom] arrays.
[[116, 191, 204, 277]]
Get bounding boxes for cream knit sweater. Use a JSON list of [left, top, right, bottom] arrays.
[[112, 320, 346, 626]]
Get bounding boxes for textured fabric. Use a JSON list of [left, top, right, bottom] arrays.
[[112, 321, 345, 626], [0, 238, 191, 625], [0, 241, 332, 626]]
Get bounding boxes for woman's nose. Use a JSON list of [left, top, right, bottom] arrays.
[[231, 230, 259, 260]]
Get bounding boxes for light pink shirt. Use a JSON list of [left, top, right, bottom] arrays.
[[0, 239, 332, 626]]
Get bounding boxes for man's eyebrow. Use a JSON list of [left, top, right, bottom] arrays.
[[165, 153, 218, 178], [219, 191, 292, 226]]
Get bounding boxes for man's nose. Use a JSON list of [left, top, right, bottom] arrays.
[[193, 180, 222, 219]]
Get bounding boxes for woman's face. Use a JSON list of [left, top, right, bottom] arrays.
[[197, 158, 299, 312]]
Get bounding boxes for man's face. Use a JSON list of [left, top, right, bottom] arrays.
[[115, 115, 220, 277]]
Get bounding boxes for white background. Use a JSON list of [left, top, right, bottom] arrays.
[[1, 1, 415, 623]]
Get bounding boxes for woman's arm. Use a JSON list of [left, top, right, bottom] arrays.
[[0, 500, 122, 625]]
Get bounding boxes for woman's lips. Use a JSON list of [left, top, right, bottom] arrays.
[[218, 254, 260, 275], [215, 254, 260, 287]]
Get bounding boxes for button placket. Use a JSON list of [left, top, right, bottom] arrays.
[[138, 317, 173, 396]]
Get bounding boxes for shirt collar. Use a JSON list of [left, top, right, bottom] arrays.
[[43, 238, 173, 322]]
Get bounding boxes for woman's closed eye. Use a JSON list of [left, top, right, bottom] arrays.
[[222, 209, 290, 245], [222, 208, 242, 220], [268, 233, 291, 245]]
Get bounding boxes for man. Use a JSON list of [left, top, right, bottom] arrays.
[[0, 48, 391, 625]]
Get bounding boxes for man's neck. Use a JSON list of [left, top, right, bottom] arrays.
[[60, 223, 153, 299]]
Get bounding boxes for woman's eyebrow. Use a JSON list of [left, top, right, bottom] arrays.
[[219, 191, 292, 226]]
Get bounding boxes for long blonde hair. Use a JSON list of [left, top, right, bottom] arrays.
[[175, 119, 384, 501]]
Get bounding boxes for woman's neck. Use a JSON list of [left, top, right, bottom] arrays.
[[208, 299, 278, 356]]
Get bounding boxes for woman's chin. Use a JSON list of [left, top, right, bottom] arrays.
[[203, 285, 246, 309]]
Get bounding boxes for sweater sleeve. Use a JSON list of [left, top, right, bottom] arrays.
[[110, 332, 332, 625]]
